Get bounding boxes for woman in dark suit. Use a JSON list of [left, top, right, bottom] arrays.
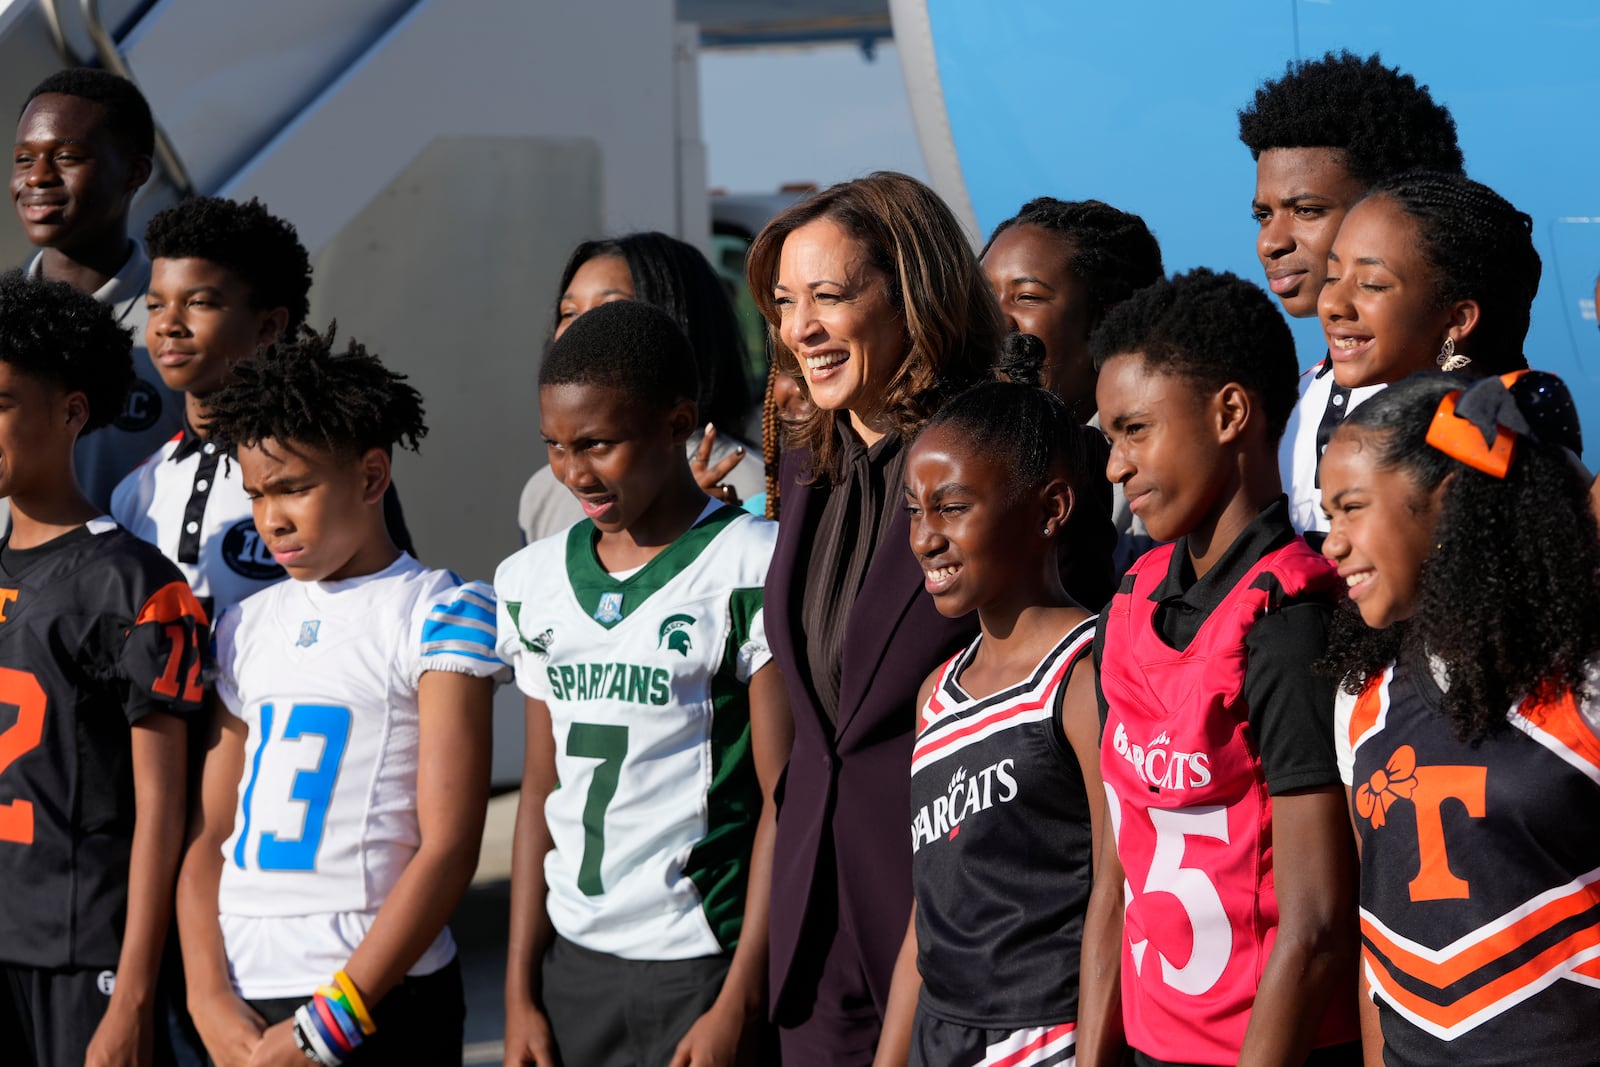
[[745, 172, 1006, 1064]]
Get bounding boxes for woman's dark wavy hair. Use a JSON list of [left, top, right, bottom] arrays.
[[1320, 373, 1600, 740], [1362, 171, 1540, 375], [552, 232, 751, 433], [746, 171, 1004, 484], [981, 197, 1165, 333]]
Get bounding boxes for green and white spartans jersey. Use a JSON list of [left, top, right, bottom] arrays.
[[495, 503, 775, 961]]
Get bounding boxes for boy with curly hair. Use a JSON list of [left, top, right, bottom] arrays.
[[110, 196, 312, 618], [0, 271, 207, 1066], [1077, 270, 1360, 1067], [1237, 51, 1464, 534], [177, 331, 503, 1067]]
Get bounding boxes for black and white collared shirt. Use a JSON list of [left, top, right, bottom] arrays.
[[111, 427, 285, 619], [1278, 356, 1386, 535]]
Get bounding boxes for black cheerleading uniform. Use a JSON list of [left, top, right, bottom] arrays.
[[908, 618, 1096, 1067], [0, 520, 207, 1065], [1347, 654, 1600, 1066]]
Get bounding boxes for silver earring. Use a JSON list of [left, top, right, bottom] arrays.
[[1436, 336, 1471, 372], [1041, 523, 1052, 537]]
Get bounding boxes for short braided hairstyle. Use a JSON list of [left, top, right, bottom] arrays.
[[204, 324, 426, 459], [918, 380, 1114, 608], [1363, 171, 1539, 374], [982, 198, 1165, 331], [1319, 373, 1600, 741], [0, 269, 132, 433], [919, 381, 1089, 506], [24, 67, 154, 159], [146, 197, 313, 333], [1090, 268, 1299, 442], [1238, 51, 1463, 185]]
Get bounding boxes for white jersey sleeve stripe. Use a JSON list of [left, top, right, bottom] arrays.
[[422, 642, 505, 665]]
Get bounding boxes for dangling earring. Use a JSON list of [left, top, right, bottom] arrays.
[[1436, 336, 1471, 372]]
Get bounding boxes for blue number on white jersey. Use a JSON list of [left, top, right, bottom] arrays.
[[234, 702, 352, 872]]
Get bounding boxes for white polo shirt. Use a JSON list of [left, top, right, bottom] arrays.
[[1279, 357, 1386, 535], [112, 427, 285, 619]]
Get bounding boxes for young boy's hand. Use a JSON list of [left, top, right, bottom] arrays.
[[668, 996, 750, 1067], [504, 1001, 561, 1066], [245, 1018, 306, 1067], [190, 991, 266, 1067], [84, 996, 153, 1067]]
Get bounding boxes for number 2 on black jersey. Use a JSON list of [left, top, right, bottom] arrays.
[[0, 618, 199, 846], [0, 668, 48, 845]]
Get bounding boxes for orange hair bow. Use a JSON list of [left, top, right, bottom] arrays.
[[1425, 370, 1531, 478]]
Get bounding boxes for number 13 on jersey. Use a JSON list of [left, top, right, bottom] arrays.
[[234, 703, 352, 872]]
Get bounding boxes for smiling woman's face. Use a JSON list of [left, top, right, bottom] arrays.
[[772, 217, 906, 431]]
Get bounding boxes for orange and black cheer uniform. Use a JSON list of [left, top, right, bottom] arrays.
[[1347, 655, 1600, 1065]]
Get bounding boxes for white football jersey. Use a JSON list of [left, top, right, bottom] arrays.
[[213, 554, 507, 997], [112, 429, 285, 619], [495, 503, 775, 961]]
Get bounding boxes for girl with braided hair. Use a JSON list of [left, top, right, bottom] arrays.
[[1282, 171, 1544, 534], [982, 198, 1164, 424], [876, 382, 1105, 1067], [1319, 371, 1600, 1065], [982, 197, 1165, 579]]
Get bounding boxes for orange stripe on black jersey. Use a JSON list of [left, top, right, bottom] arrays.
[[1363, 920, 1600, 1038], [134, 579, 209, 628], [1347, 667, 1392, 758], [1351, 661, 1600, 1058], [1508, 690, 1600, 785], [1361, 869, 1600, 990]]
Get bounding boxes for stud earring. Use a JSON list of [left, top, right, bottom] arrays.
[[1041, 523, 1052, 537], [1436, 336, 1471, 373]]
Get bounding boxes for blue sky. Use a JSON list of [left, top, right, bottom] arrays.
[[699, 41, 927, 194]]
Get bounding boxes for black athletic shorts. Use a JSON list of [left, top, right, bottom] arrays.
[[542, 934, 731, 1067], [243, 958, 465, 1067], [0, 963, 181, 1067]]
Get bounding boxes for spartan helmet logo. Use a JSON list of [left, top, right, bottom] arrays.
[[658, 614, 696, 656]]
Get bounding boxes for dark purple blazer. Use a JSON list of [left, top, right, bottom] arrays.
[[765, 448, 975, 1019]]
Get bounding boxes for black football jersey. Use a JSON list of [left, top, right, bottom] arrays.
[[910, 618, 1096, 1029], [0, 520, 206, 969]]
